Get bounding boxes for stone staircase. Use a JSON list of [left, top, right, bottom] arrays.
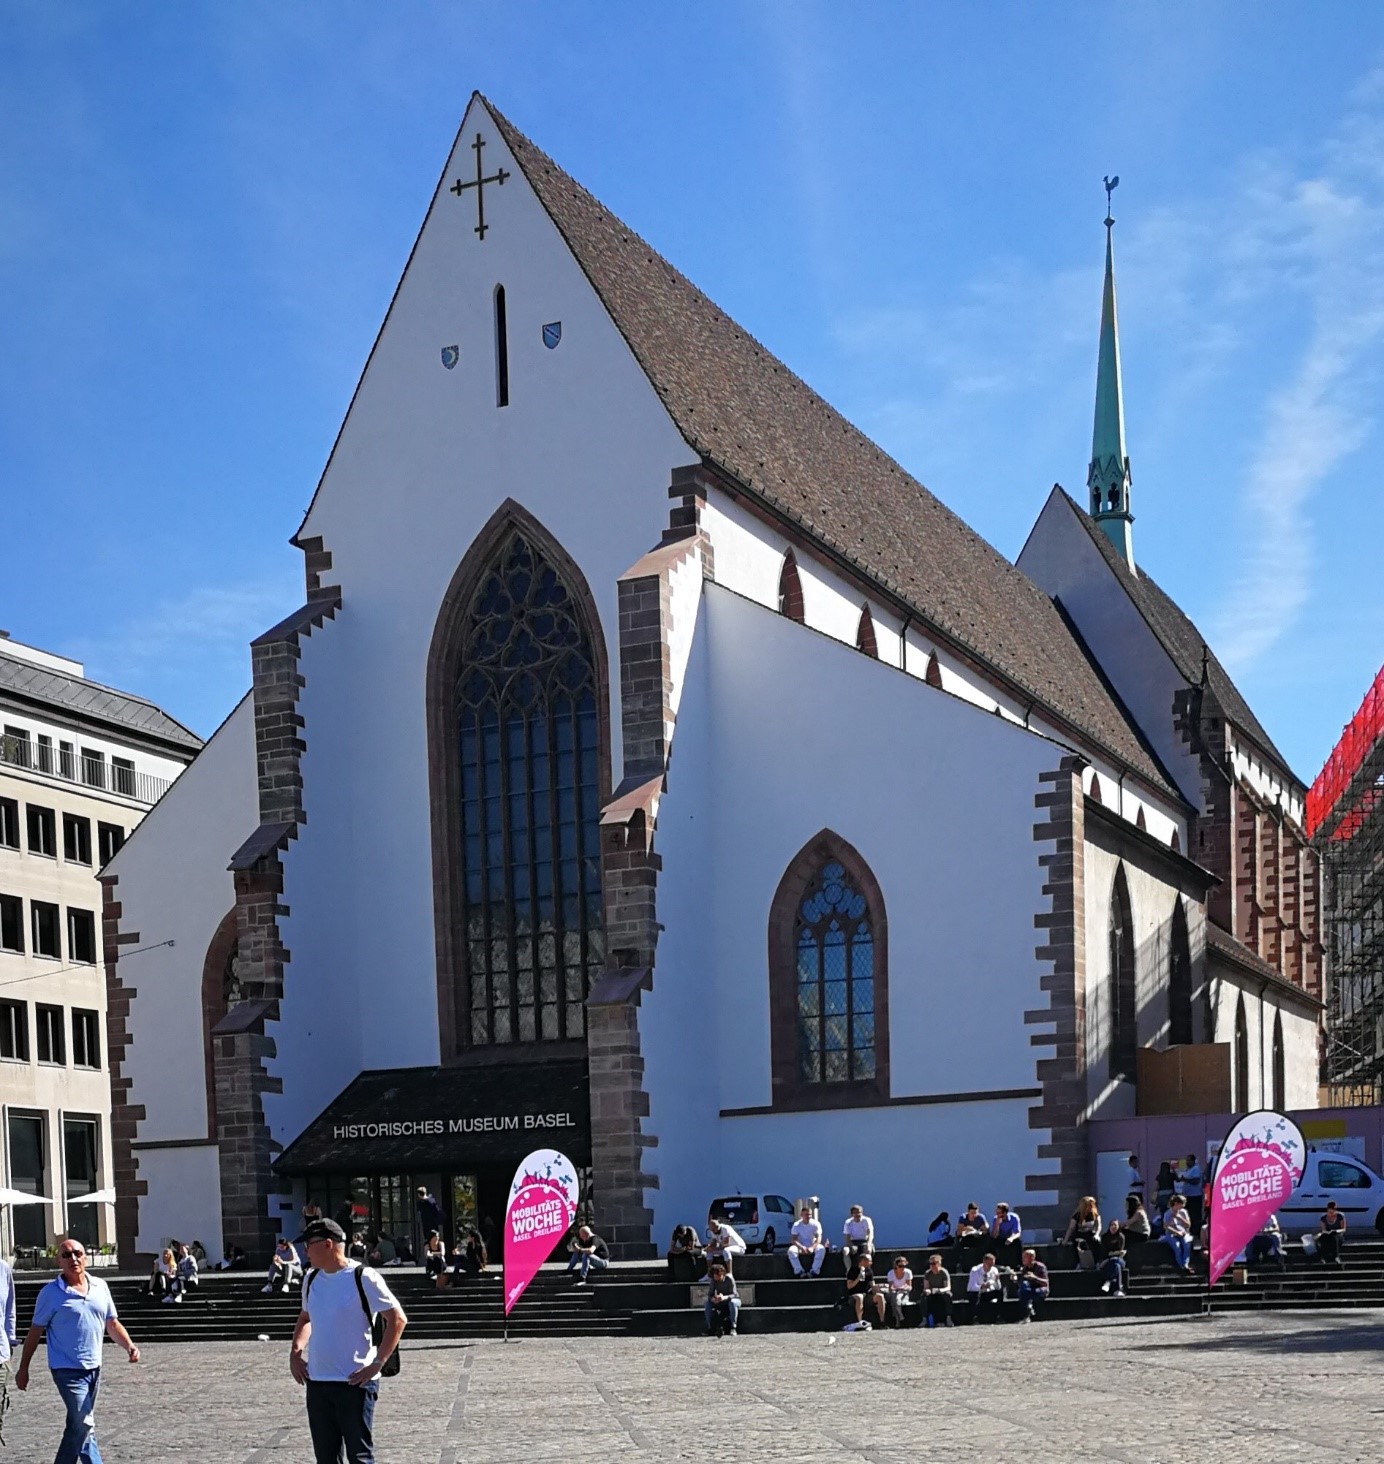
[[16, 1236, 1384, 1344]]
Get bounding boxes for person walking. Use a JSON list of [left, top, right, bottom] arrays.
[[14, 1236, 140, 1464], [290, 1218, 407, 1464], [0, 1252, 15, 1416]]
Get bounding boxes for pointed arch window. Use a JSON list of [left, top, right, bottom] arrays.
[[778, 549, 804, 623], [924, 650, 942, 689], [1272, 1011, 1285, 1110], [768, 832, 888, 1108], [855, 604, 878, 658], [427, 506, 608, 1058], [1168, 899, 1193, 1046], [1109, 864, 1136, 1080], [1234, 994, 1249, 1111]]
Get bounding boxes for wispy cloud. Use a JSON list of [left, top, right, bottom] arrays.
[[71, 578, 298, 735]]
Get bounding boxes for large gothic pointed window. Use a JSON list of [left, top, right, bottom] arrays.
[[428, 505, 608, 1059], [1109, 864, 1137, 1080], [768, 831, 889, 1108], [1234, 993, 1250, 1111], [1168, 898, 1193, 1047]]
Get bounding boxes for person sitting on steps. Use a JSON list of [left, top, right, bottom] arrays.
[[1014, 1248, 1048, 1322], [921, 1253, 954, 1328], [703, 1261, 740, 1337], [264, 1237, 303, 1294], [845, 1249, 886, 1329], [1101, 1221, 1129, 1296], [1317, 1201, 1346, 1267], [967, 1253, 1004, 1323], [565, 1225, 609, 1286], [1161, 1195, 1193, 1273], [788, 1208, 825, 1278]]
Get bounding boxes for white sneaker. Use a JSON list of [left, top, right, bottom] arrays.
[[1100, 1281, 1111, 1293], [859, 1320, 872, 1331]]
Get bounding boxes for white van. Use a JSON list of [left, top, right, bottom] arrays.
[[707, 1193, 798, 1253], [1273, 1151, 1384, 1236]]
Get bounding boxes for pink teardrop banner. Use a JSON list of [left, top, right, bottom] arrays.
[[1208, 1110, 1306, 1287], [503, 1148, 580, 1317]]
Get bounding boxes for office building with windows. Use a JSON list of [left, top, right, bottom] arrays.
[[0, 631, 199, 1253]]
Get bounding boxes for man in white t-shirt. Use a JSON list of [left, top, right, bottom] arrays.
[[290, 1219, 407, 1464], [788, 1208, 825, 1277], [841, 1204, 874, 1261]]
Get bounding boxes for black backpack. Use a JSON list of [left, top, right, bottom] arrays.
[[304, 1266, 401, 1377]]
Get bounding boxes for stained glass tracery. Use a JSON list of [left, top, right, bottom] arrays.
[[795, 860, 875, 1083], [454, 531, 603, 1046]]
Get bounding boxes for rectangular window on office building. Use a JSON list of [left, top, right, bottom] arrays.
[[68, 909, 97, 964], [0, 797, 18, 849], [97, 822, 125, 864], [64, 1117, 101, 1248], [36, 1003, 65, 1064], [59, 740, 75, 779], [0, 893, 22, 952], [112, 757, 136, 797], [81, 748, 106, 789], [37, 733, 54, 773], [72, 1008, 101, 1068], [0, 999, 28, 1061], [2, 725, 32, 769], [27, 805, 56, 857], [63, 813, 92, 865], [31, 901, 61, 959], [7, 1112, 46, 1247]]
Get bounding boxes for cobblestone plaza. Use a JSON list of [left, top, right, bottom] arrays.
[[6, 1311, 1383, 1462]]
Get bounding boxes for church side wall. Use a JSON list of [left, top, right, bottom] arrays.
[[104, 694, 259, 1259], [1082, 824, 1210, 1121], [645, 583, 1059, 1244], [265, 104, 695, 1151], [1207, 969, 1318, 1111], [1018, 495, 1203, 811], [700, 489, 1184, 846]]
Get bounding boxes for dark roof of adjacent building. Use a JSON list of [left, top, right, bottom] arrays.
[[1053, 490, 1294, 782], [486, 100, 1178, 800], [1206, 920, 1322, 1013], [0, 650, 202, 754]]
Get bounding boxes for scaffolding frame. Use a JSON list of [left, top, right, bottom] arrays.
[[1310, 667, 1384, 1106]]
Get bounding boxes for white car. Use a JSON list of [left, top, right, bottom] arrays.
[[1273, 1150, 1384, 1236], [707, 1193, 798, 1254]]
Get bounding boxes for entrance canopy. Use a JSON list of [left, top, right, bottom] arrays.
[[274, 1059, 592, 1174]]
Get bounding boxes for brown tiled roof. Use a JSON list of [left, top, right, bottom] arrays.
[[1205, 920, 1321, 1012], [1054, 491, 1294, 783], [486, 100, 1177, 799]]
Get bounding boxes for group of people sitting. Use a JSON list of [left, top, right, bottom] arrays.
[[419, 1227, 491, 1287], [146, 1240, 203, 1304]]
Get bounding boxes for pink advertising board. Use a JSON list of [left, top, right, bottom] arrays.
[[1208, 1110, 1306, 1287], [503, 1147, 581, 1316]]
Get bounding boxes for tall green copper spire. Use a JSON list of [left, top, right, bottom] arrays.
[[1088, 175, 1134, 570]]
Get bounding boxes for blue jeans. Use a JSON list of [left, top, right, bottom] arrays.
[[1165, 1234, 1191, 1269], [566, 1252, 608, 1280], [1017, 1281, 1047, 1315], [704, 1298, 740, 1334], [1102, 1255, 1128, 1292], [305, 1380, 378, 1464], [51, 1367, 102, 1464]]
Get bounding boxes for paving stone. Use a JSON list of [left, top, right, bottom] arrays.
[[5, 1311, 1384, 1461]]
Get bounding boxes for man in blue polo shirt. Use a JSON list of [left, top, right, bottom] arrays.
[[0, 1251, 16, 1415], [15, 1235, 140, 1464]]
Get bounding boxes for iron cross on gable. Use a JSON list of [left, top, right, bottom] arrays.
[[450, 132, 510, 240]]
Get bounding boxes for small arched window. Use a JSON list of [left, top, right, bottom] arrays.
[[768, 831, 888, 1108], [1090, 773, 1104, 806], [778, 549, 804, 622], [1109, 864, 1136, 1079], [924, 651, 942, 688], [1272, 1011, 1285, 1110], [1168, 899, 1192, 1046], [1234, 994, 1250, 1111], [855, 604, 878, 658], [1135, 807, 1147, 832]]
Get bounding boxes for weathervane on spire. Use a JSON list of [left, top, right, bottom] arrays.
[[1103, 174, 1119, 228]]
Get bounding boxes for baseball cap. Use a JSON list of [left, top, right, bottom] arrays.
[[303, 1218, 347, 1243]]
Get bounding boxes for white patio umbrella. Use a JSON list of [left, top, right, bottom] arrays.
[[0, 1186, 53, 1205], [65, 1188, 116, 1205]]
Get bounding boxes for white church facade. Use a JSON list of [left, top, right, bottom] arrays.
[[104, 96, 1321, 1262]]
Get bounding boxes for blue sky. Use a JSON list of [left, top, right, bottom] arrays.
[[3, 3, 1382, 784]]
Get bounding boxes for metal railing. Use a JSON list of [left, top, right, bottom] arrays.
[[0, 733, 172, 805]]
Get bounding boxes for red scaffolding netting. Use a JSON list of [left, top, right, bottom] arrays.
[[1308, 665, 1384, 840]]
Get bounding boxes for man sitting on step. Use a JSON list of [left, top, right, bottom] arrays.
[[565, 1226, 609, 1286], [788, 1208, 825, 1277], [703, 1262, 740, 1337]]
